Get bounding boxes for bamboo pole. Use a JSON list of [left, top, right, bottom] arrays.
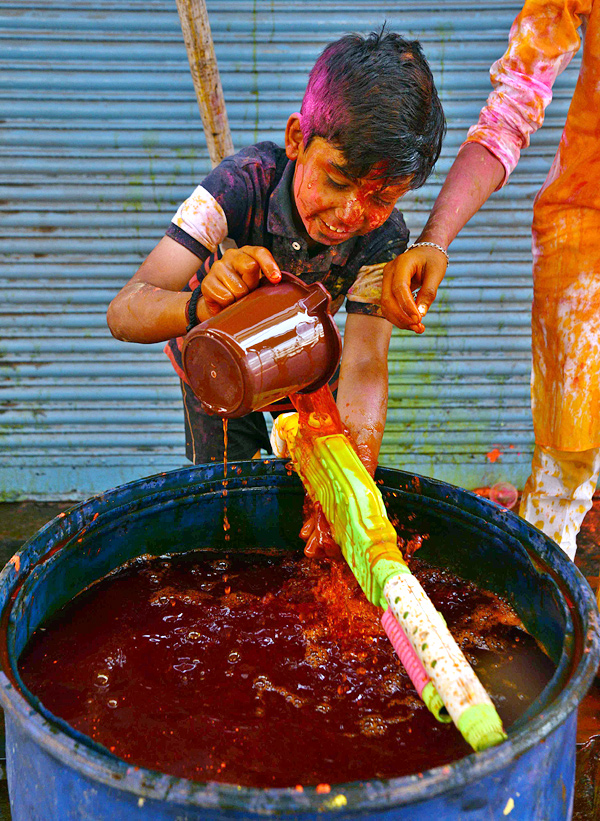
[[175, 0, 234, 168]]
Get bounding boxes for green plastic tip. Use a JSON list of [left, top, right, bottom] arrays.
[[457, 703, 507, 752], [421, 682, 451, 724]]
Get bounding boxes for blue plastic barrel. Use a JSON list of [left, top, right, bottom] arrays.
[[0, 461, 598, 820]]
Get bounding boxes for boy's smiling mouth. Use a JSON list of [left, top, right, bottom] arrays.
[[320, 218, 354, 238], [322, 219, 349, 234]]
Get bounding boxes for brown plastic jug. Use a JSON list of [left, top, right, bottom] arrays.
[[181, 272, 342, 418]]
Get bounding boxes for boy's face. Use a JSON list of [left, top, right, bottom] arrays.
[[285, 114, 411, 246]]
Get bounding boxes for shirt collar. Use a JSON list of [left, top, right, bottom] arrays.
[[267, 159, 356, 268]]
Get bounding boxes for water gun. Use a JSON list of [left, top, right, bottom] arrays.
[[271, 396, 507, 752]]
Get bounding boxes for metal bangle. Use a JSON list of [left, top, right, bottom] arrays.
[[408, 241, 449, 265]]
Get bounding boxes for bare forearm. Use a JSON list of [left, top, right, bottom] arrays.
[[336, 361, 388, 476], [419, 142, 505, 248], [106, 281, 210, 343]]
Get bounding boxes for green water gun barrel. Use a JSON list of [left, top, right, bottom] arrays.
[[279, 415, 506, 753]]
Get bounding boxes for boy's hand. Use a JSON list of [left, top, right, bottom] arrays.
[[381, 246, 447, 333], [201, 246, 282, 314]]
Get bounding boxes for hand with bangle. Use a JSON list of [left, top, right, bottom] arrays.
[[381, 239, 449, 334]]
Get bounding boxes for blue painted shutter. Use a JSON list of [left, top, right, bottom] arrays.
[[0, 1, 580, 498]]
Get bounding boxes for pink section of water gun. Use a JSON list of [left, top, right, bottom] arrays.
[[381, 607, 429, 698]]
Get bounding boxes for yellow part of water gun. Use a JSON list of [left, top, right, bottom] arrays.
[[273, 409, 507, 753]]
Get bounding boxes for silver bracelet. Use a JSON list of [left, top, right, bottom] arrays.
[[407, 241, 449, 264]]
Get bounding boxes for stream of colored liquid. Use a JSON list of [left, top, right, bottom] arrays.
[[222, 418, 230, 540], [289, 385, 355, 558], [19, 550, 555, 788]]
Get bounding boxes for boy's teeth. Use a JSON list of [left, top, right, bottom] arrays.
[[325, 221, 344, 233]]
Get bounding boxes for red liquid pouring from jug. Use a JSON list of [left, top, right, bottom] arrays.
[[182, 273, 344, 550]]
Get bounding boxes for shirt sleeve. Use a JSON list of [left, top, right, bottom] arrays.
[[345, 263, 388, 317], [345, 209, 409, 316], [169, 185, 229, 254], [463, 0, 589, 187], [166, 146, 270, 255]]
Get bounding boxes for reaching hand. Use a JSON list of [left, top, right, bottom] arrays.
[[201, 245, 282, 314], [381, 245, 448, 333]]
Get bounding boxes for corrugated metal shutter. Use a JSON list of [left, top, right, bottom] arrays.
[[0, 1, 581, 499]]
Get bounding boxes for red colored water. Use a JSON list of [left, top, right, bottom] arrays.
[[290, 385, 356, 558], [19, 551, 555, 788]]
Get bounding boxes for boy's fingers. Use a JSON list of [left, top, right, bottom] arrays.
[[206, 267, 250, 301], [222, 252, 260, 291], [381, 256, 422, 329], [300, 517, 315, 540], [411, 261, 447, 318], [304, 534, 319, 557], [409, 285, 434, 324], [301, 516, 319, 556], [201, 246, 281, 310], [239, 246, 282, 284], [406, 319, 426, 334], [382, 248, 447, 331]]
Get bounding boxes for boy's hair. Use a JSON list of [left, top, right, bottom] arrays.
[[300, 29, 445, 188]]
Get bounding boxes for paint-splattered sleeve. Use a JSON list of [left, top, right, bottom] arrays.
[[165, 143, 282, 256], [463, 0, 590, 186], [346, 263, 389, 317], [346, 209, 409, 317], [168, 185, 229, 257]]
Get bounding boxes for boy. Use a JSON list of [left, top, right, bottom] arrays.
[[107, 29, 445, 479]]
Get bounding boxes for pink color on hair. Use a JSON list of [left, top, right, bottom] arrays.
[[300, 50, 351, 143]]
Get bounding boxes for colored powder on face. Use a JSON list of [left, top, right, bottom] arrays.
[[19, 550, 555, 788]]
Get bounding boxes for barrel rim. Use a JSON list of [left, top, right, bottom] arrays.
[[1, 460, 598, 813]]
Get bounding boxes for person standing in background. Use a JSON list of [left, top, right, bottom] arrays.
[[381, 0, 600, 562]]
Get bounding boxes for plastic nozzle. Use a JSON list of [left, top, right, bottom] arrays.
[[457, 703, 508, 751], [421, 682, 449, 723]]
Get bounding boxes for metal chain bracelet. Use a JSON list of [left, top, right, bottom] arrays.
[[407, 241, 449, 265]]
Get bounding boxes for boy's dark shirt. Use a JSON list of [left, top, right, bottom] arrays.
[[164, 142, 409, 382]]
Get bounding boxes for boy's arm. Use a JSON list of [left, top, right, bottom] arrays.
[[106, 236, 208, 344], [108, 148, 285, 344], [335, 312, 393, 476], [107, 236, 281, 344]]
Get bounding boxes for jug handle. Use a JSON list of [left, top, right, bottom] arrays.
[[299, 281, 332, 316]]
